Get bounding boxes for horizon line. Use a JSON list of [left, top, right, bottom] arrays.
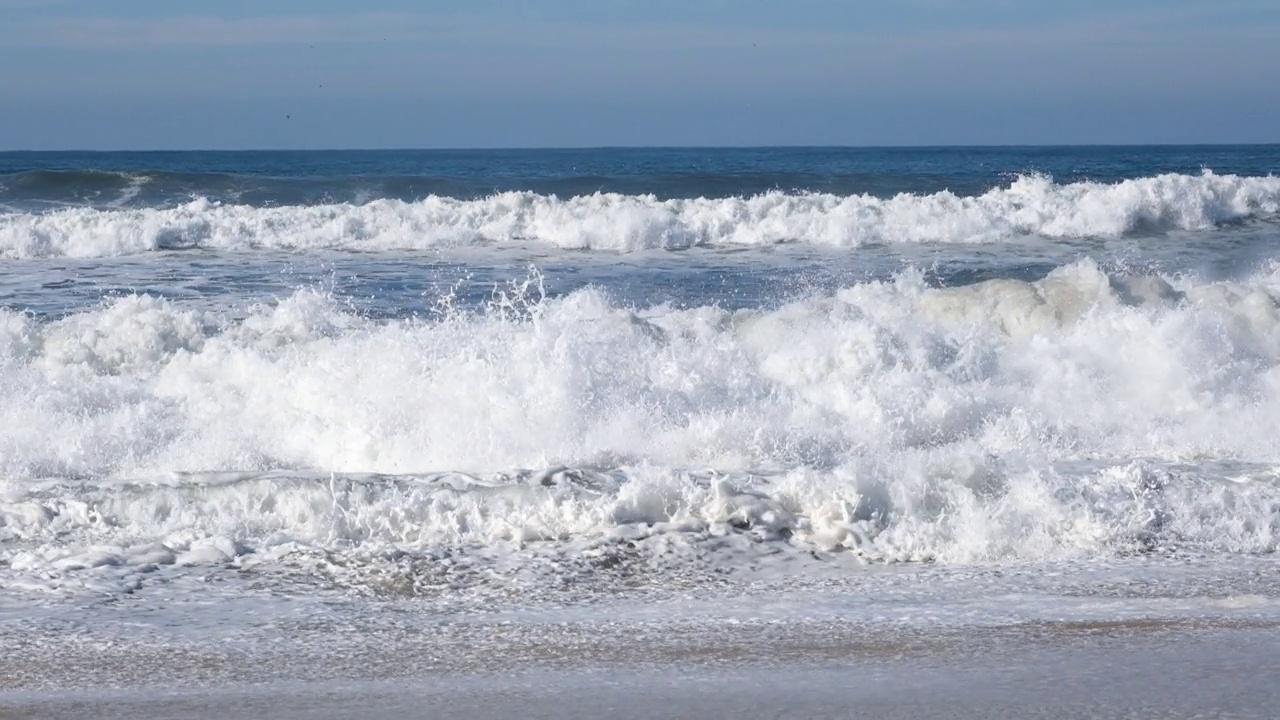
[[3, 141, 1279, 154]]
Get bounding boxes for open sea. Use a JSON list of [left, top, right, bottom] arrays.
[[1, 146, 1278, 714]]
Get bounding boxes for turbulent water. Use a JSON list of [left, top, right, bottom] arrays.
[[1, 146, 1278, 618]]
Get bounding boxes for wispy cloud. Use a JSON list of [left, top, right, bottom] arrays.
[[0, 0, 80, 8], [1, 7, 1276, 51], [0, 13, 461, 47]]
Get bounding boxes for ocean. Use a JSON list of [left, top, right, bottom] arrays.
[[1, 146, 1278, 716]]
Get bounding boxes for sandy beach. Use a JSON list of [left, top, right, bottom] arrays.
[[3, 615, 1277, 720]]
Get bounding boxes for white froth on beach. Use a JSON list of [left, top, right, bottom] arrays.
[[0, 171, 1277, 257]]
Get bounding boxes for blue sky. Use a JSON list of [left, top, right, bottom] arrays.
[[1, 0, 1277, 149]]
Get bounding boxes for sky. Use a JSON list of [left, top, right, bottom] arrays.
[[0, 0, 1278, 149]]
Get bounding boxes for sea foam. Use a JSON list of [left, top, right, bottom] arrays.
[[1, 171, 1277, 258], [2, 260, 1278, 598]]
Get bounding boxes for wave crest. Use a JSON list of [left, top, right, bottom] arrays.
[[2, 261, 1278, 586], [1, 171, 1277, 258]]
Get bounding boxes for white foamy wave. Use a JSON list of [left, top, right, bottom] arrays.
[[1, 171, 1277, 258], [1, 261, 1278, 595]]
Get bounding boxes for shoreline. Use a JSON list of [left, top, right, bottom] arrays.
[[4, 611, 1275, 690], [3, 618, 1276, 719]]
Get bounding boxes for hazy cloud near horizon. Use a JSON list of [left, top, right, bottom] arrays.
[[1, 1, 1276, 149]]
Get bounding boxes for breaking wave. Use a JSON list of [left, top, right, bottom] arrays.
[[1, 171, 1277, 258], [2, 259, 1278, 597]]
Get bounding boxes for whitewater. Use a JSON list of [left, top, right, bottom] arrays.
[[2, 171, 1279, 258], [3, 258, 1279, 583], [1, 147, 1278, 716]]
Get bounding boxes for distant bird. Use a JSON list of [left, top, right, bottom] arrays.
[[286, 115, 291, 120]]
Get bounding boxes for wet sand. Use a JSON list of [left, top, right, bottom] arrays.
[[3, 618, 1277, 719]]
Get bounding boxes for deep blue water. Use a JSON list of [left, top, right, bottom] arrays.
[[2, 145, 1278, 209]]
